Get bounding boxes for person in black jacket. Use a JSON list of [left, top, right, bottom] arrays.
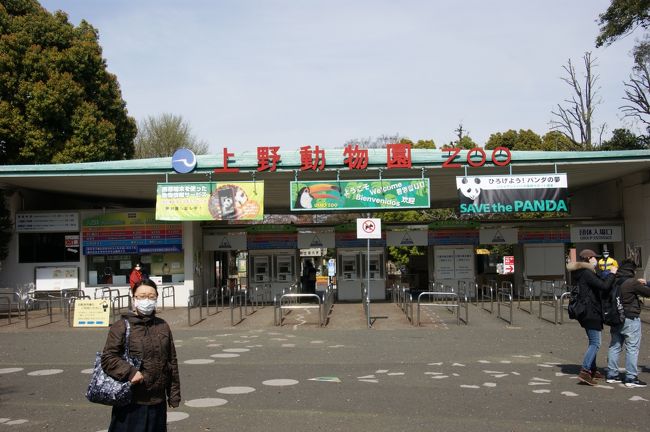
[[566, 249, 617, 386], [102, 279, 181, 431], [606, 259, 650, 388]]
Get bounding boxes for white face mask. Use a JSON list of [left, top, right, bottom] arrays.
[[135, 298, 156, 315]]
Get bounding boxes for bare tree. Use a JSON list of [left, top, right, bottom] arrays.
[[621, 56, 650, 130], [550, 52, 606, 149], [343, 134, 402, 148], [134, 113, 208, 158]]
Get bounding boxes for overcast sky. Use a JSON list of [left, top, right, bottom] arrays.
[[40, 0, 642, 153]]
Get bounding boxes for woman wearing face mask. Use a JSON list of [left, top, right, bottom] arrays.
[[101, 279, 181, 431], [567, 249, 617, 386]]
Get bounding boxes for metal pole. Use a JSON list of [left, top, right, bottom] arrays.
[[367, 238, 371, 328]]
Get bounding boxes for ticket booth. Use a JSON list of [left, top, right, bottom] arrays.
[[248, 250, 297, 300], [337, 248, 385, 301], [252, 254, 270, 283]]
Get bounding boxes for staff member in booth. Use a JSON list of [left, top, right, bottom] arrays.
[[129, 263, 143, 290]]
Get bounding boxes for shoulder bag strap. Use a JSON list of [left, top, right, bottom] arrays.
[[123, 319, 131, 359]]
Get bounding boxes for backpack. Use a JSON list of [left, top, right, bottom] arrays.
[[602, 279, 626, 326], [567, 284, 588, 321]]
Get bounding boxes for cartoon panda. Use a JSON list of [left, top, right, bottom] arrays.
[[458, 176, 482, 205]]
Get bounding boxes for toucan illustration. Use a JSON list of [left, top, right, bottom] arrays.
[[294, 184, 341, 209]]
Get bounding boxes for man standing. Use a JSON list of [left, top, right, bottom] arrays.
[[606, 259, 650, 387], [301, 260, 317, 295], [598, 248, 618, 276]]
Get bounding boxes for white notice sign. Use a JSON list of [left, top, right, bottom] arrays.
[[357, 218, 382, 239], [570, 226, 622, 242]]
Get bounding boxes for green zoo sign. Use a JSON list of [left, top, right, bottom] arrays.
[[290, 179, 430, 211]]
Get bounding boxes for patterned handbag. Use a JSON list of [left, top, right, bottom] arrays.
[[86, 319, 142, 406]]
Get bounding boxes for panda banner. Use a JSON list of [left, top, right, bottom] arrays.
[[457, 174, 568, 215], [290, 179, 430, 211], [155, 182, 264, 221]]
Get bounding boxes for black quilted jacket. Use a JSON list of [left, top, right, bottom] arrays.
[[101, 312, 181, 407], [566, 261, 615, 330]]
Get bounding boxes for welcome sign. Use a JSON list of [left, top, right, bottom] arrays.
[[290, 179, 430, 211], [457, 174, 568, 215]]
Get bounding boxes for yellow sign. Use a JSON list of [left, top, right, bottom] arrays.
[[73, 299, 111, 327], [316, 275, 329, 290], [156, 182, 264, 221]]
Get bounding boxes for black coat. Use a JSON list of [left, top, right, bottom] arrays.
[[567, 261, 615, 330], [101, 312, 181, 407]]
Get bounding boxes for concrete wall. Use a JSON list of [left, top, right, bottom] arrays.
[[569, 178, 622, 219], [621, 171, 650, 278]]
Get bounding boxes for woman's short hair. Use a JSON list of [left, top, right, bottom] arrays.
[[132, 278, 158, 296]]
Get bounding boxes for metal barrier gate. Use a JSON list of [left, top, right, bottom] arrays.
[[187, 292, 204, 326], [477, 282, 495, 314], [396, 287, 414, 324], [518, 279, 536, 314], [112, 294, 131, 321], [274, 293, 325, 327], [24, 297, 53, 329], [558, 283, 573, 324], [496, 281, 514, 325], [0, 296, 12, 325], [205, 287, 219, 316], [415, 289, 467, 326], [538, 280, 563, 324]]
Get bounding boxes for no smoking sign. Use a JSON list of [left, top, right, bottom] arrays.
[[357, 218, 382, 239]]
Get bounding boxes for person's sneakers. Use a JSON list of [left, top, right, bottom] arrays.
[[624, 377, 647, 388], [591, 370, 605, 380], [578, 369, 597, 386], [606, 375, 623, 384]]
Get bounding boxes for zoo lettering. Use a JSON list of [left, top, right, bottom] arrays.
[[460, 199, 568, 214], [442, 147, 511, 168], [212, 145, 512, 173]]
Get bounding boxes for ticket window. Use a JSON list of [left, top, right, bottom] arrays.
[[362, 253, 385, 280], [276, 255, 294, 282], [339, 254, 358, 281], [253, 256, 270, 283]]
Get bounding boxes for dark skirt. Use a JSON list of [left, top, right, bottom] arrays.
[[109, 402, 167, 432]]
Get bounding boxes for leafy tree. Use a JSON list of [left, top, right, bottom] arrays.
[[600, 128, 650, 149], [414, 139, 436, 149], [0, 190, 11, 263], [540, 131, 580, 151], [596, 0, 650, 59], [485, 129, 543, 150], [134, 113, 209, 158], [0, 0, 136, 164], [550, 52, 606, 149]]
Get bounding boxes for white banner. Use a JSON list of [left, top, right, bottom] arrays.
[[479, 228, 518, 244], [570, 226, 622, 242], [203, 232, 247, 250], [456, 173, 567, 190], [298, 231, 335, 249], [386, 230, 428, 246], [16, 212, 79, 232]]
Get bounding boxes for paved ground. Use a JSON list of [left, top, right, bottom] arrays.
[[0, 301, 649, 431]]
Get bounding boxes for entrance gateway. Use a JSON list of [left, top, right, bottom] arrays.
[[0, 147, 649, 312]]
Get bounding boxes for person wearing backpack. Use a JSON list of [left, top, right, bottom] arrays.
[[606, 259, 650, 388], [567, 249, 617, 386]]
